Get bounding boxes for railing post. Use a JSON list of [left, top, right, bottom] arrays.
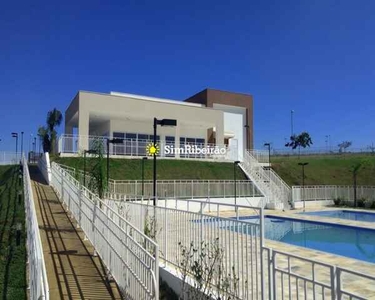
[[336, 268, 341, 300], [164, 207, 167, 266], [78, 188, 82, 228], [260, 207, 265, 300], [331, 266, 337, 300], [92, 199, 97, 256]]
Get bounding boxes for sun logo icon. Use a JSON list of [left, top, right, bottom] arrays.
[[146, 142, 160, 156]]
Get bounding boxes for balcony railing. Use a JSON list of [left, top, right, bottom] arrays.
[[58, 134, 238, 161]]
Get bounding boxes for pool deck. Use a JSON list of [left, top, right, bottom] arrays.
[[218, 207, 375, 298], [218, 207, 375, 269]]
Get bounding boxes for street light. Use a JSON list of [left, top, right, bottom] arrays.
[[153, 118, 177, 206], [12, 132, 18, 161], [234, 160, 241, 207], [83, 149, 98, 187], [298, 162, 309, 211], [264, 143, 271, 168], [244, 124, 250, 149], [106, 138, 124, 190], [141, 157, 148, 196], [21, 132, 24, 156]]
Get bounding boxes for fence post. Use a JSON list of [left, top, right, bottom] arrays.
[[78, 188, 82, 229], [331, 266, 337, 300], [336, 268, 341, 300], [93, 198, 97, 256], [260, 207, 265, 300], [164, 207, 167, 266]]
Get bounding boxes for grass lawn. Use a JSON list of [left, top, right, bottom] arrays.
[[52, 156, 247, 180], [272, 154, 375, 186], [0, 165, 27, 299]]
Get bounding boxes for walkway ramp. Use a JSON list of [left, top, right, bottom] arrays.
[[29, 166, 122, 300]]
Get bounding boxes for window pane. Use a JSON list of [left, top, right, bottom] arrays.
[[138, 134, 148, 141], [166, 136, 175, 142], [113, 132, 124, 138], [126, 133, 137, 139]]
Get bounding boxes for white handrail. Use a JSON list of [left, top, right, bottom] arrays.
[[51, 162, 159, 299], [23, 155, 50, 300]]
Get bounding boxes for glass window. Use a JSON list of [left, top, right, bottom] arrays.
[[113, 132, 124, 138], [138, 134, 148, 141], [126, 133, 137, 140], [150, 135, 160, 142]]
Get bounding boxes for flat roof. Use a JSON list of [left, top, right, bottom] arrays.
[[110, 91, 205, 108]]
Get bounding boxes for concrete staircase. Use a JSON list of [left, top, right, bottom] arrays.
[[240, 150, 291, 209]]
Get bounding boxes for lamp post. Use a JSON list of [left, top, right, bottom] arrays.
[[234, 160, 241, 207], [298, 162, 309, 212], [83, 149, 97, 187], [12, 132, 18, 161], [291, 110, 295, 137], [142, 157, 148, 196], [244, 124, 250, 150], [264, 143, 271, 168], [153, 118, 177, 206], [21, 132, 24, 156], [106, 138, 124, 190]]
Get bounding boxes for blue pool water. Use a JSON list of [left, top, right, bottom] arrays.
[[244, 216, 375, 263], [300, 210, 375, 222]]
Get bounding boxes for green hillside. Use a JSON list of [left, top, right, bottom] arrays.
[[0, 166, 27, 299], [271, 154, 375, 186], [52, 156, 247, 180]]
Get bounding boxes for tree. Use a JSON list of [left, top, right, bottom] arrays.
[[89, 139, 107, 199], [47, 108, 63, 153], [38, 108, 63, 153], [285, 132, 313, 157], [338, 141, 352, 153], [38, 126, 50, 153], [350, 159, 369, 207]]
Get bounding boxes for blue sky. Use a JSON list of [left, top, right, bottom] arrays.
[[1, 0, 374, 152]]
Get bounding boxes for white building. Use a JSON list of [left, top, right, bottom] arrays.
[[60, 88, 254, 161]]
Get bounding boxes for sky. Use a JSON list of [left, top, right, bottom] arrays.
[[1, 0, 374, 152]]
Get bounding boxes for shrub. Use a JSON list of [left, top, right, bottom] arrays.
[[333, 197, 342, 206], [357, 197, 367, 208], [370, 201, 375, 209]]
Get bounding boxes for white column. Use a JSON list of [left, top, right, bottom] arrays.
[[175, 124, 180, 158], [78, 111, 89, 151]]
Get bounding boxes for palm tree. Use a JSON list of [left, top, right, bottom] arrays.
[[46, 108, 63, 153], [38, 126, 50, 152]]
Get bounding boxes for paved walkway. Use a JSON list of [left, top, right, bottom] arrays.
[[30, 166, 122, 300]]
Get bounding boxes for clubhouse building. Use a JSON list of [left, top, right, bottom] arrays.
[[61, 88, 253, 161]]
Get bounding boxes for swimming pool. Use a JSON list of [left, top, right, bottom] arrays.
[[243, 216, 375, 263], [300, 210, 375, 222]]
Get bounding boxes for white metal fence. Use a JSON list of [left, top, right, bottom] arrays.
[[272, 147, 375, 157], [292, 185, 375, 202], [50, 162, 159, 299], [0, 151, 19, 165], [263, 247, 375, 299], [23, 155, 49, 300], [248, 149, 270, 164], [58, 134, 238, 161], [105, 197, 265, 299], [108, 179, 263, 199]]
